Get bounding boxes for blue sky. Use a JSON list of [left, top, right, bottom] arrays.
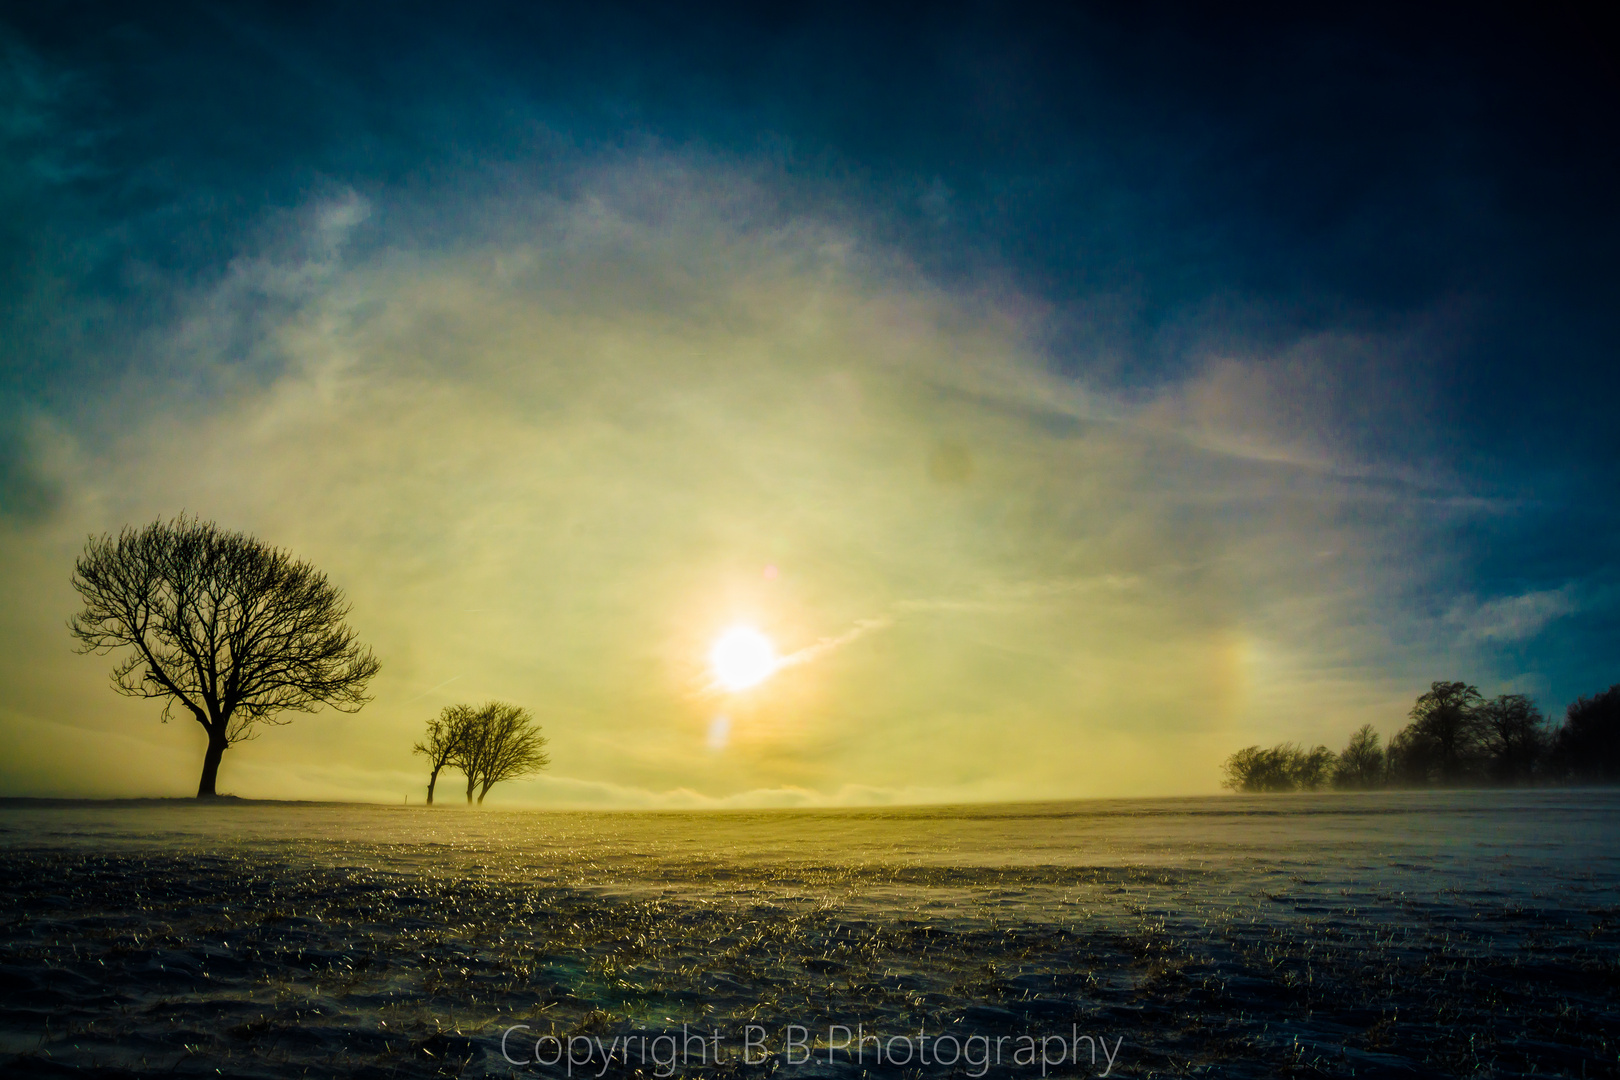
[[1, 2, 1616, 802]]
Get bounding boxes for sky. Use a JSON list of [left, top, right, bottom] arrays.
[[0, 2, 1616, 805]]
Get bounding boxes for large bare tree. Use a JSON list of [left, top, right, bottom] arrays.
[[458, 701, 549, 805], [69, 515, 381, 797]]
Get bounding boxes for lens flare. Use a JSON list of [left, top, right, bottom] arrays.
[[707, 714, 731, 750]]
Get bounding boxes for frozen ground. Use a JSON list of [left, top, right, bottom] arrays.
[[0, 790, 1616, 1078]]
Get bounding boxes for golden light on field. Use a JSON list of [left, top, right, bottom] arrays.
[[710, 626, 778, 692]]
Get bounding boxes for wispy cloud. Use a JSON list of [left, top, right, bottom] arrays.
[[1448, 587, 1581, 644], [773, 617, 895, 672]]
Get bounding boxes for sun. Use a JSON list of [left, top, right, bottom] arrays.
[[710, 625, 778, 691]]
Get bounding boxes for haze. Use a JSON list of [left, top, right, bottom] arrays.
[[1, 5, 1615, 805]]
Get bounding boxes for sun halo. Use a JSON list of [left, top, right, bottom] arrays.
[[710, 625, 778, 691]]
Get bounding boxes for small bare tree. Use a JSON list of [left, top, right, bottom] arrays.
[[413, 704, 475, 805], [1333, 724, 1385, 789], [69, 515, 380, 797], [1222, 742, 1334, 792], [458, 702, 549, 805], [1222, 745, 1296, 792]]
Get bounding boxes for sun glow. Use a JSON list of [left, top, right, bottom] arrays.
[[710, 626, 778, 691]]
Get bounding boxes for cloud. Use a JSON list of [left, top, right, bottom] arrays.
[[1448, 587, 1581, 644], [772, 617, 895, 674], [0, 155, 1518, 803], [0, 423, 60, 522]]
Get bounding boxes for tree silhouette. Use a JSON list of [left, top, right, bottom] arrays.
[[1553, 684, 1620, 782], [1221, 680, 1620, 791], [1222, 743, 1333, 792], [1392, 681, 1485, 785], [413, 704, 475, 805], [1385, 725, 1432, 786], [1477, 693, 1548, 784], [1295, 745, 1336, 790], [69, 516, 380, 797], [458, 701, 549, 804], [1333, 724, 1385, 789], [1223, 746, 1289, 792]]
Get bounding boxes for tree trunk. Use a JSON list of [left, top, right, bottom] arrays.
[[197, 733, 228, 798], [426, 764, 441, 805], [466, 773, 476, 805]]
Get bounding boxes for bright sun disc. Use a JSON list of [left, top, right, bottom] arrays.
[[710, 626, 777, 691]]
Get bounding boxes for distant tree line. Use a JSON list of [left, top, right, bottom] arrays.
[[1222, 680, 1620, 792]]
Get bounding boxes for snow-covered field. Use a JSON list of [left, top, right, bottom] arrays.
[[1, 790, 1616, 1078]]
